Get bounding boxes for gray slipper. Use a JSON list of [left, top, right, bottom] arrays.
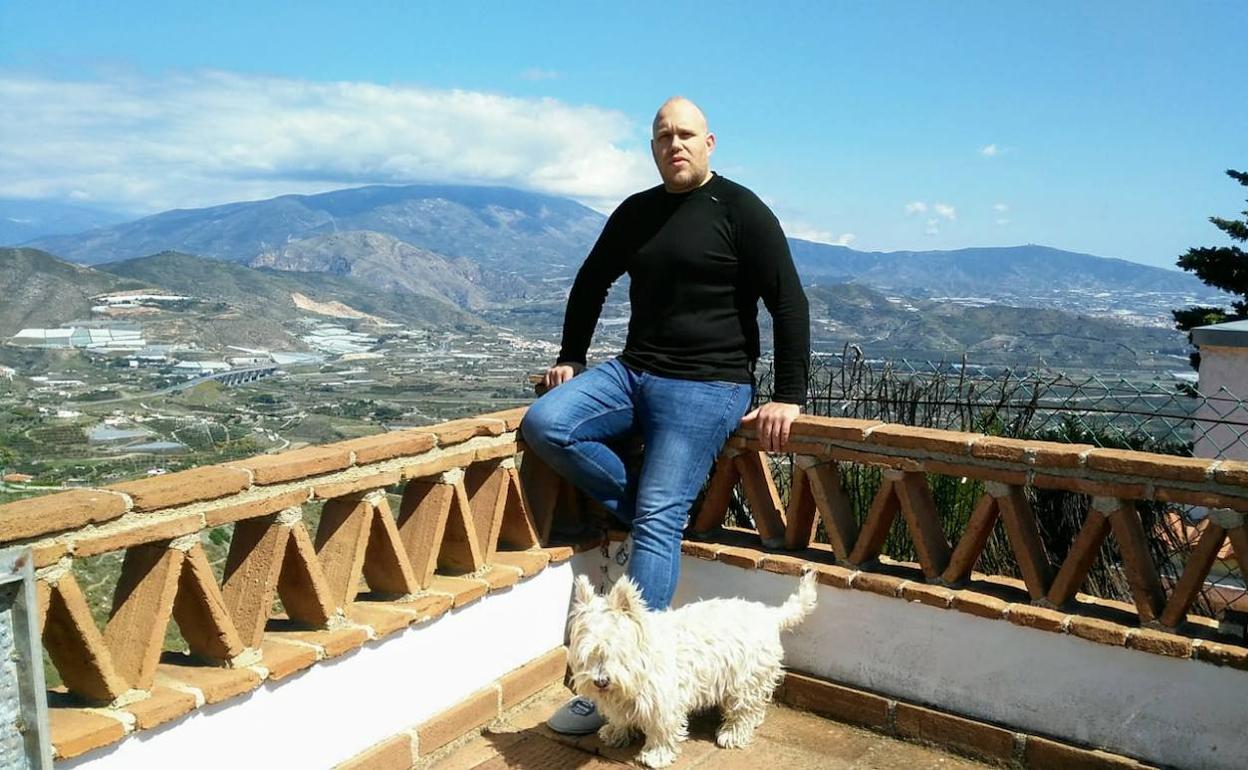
[[547, 696, 605, 735]]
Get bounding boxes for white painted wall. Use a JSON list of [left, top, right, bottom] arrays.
[[671, 557, 1248, 770], [63, 565, 575, 770], [1195, 344, 1248, 461]]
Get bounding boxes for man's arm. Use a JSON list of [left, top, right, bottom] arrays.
[[547, 203, 631, 388], [736, 192, 811, 450]]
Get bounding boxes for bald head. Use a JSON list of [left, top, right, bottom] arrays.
[[650, 97, 715, 193], [652, 97, 708, 135]]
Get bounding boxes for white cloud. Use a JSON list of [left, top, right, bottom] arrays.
[[981, 143, 1000, 157], [996, 218, 1011, 226], [993, 202, 1009, 213], [520, 67, 562, 81], [925, 218, 940, 236], [0, 70, 655, 212], [906, 200, 954, 221], [783, 220, 856, 246]]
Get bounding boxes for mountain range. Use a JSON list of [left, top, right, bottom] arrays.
[[800, 284, 1184, 367], [15, 183, 1213, 305], [0, 199, 130, 246], [0, 183, 1214, 369], [24, 184, 603, 281], [787, 241, 1198, 297]]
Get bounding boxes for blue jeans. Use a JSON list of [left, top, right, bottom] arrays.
[[520, 358, 753, 610]]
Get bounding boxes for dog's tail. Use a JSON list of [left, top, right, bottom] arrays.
[[777, 570, 818, 630]]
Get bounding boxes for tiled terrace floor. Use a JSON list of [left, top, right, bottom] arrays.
[[422, 685, 991, 769]]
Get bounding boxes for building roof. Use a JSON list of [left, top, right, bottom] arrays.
[[1192, 319, 1248, 348]]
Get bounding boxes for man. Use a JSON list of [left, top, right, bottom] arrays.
[[520, 96, 810, 734]]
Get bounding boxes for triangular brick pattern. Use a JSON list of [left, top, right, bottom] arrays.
[[770, 461, 1207, 622], [26, 422, 545, 713], [703, 420, 1248, 640], [497, 464, 541, 551], [41, 573, 130, 702], [103, 543, 184, 689], [689, 451, 787, 545], [362, 495, 421, 596], [172, 543, 245, 661]]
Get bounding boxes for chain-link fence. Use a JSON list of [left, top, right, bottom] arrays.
[[747, 347, 1248, 623]]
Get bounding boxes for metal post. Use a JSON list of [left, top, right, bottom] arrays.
[[0, 547, 52, 769]]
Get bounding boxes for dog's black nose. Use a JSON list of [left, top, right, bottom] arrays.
[[594, 676, 610, 689]]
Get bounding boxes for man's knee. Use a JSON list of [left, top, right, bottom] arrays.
[[519, 404, 553, 451], [630, 502, 688, 541], [520, 396, 574, 454]]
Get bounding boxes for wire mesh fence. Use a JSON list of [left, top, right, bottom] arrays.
[[745, 347, 1248, 623]]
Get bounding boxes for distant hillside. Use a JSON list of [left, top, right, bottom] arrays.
[[28, 184, 606, 281], [0, 248, 145, 335], [0, 248, 479, 350], [0, 199, 129, 246], [99, 252, 479, 349], [250, 230, 497, 309], [4, 246, 1190, 370], [788, 241, 1203, 296], [801, 283, 1187, 368]]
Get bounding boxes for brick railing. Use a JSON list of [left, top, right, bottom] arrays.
[[5, 406, 1248, 760], [0, 407, 596, 760], [674, 416, 1248, 659]]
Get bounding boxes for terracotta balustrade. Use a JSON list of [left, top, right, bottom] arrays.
[[678, 415, 1248, 665], [0, 407, 601, 760], [5, 405, 1248, 761]]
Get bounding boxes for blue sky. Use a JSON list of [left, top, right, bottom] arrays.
[[2, 1, 1245, 268]]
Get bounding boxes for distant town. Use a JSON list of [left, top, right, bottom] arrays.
[[0, 287, 566, 500], [0, 273, 1205, 507]]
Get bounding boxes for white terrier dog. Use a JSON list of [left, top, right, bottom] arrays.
[[567, 570, 817, 768]]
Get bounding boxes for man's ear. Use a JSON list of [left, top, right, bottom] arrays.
[[705, 131, 716, 155], [574, 574, 597, 607], [607, 576, 648, 618]]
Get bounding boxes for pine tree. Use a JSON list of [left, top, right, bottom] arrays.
[[1173, 169, 1248, 336]]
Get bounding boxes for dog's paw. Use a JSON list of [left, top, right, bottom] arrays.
[[637, 744, 678, 768], [715, 724, 756, 750], [597, 722, 633, 748]]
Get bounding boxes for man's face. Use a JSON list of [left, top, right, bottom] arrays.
[[651, 101, 715, 193]]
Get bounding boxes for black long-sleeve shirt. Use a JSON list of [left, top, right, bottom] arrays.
[[557, 173, 810, 404]]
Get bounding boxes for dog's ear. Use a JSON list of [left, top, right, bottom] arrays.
[[573, 574, 597, 606], [607, 576, 648, 618]]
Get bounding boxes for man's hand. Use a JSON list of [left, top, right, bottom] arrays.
[[544, 362, 585, 390], [741, 401, 801, 452]]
